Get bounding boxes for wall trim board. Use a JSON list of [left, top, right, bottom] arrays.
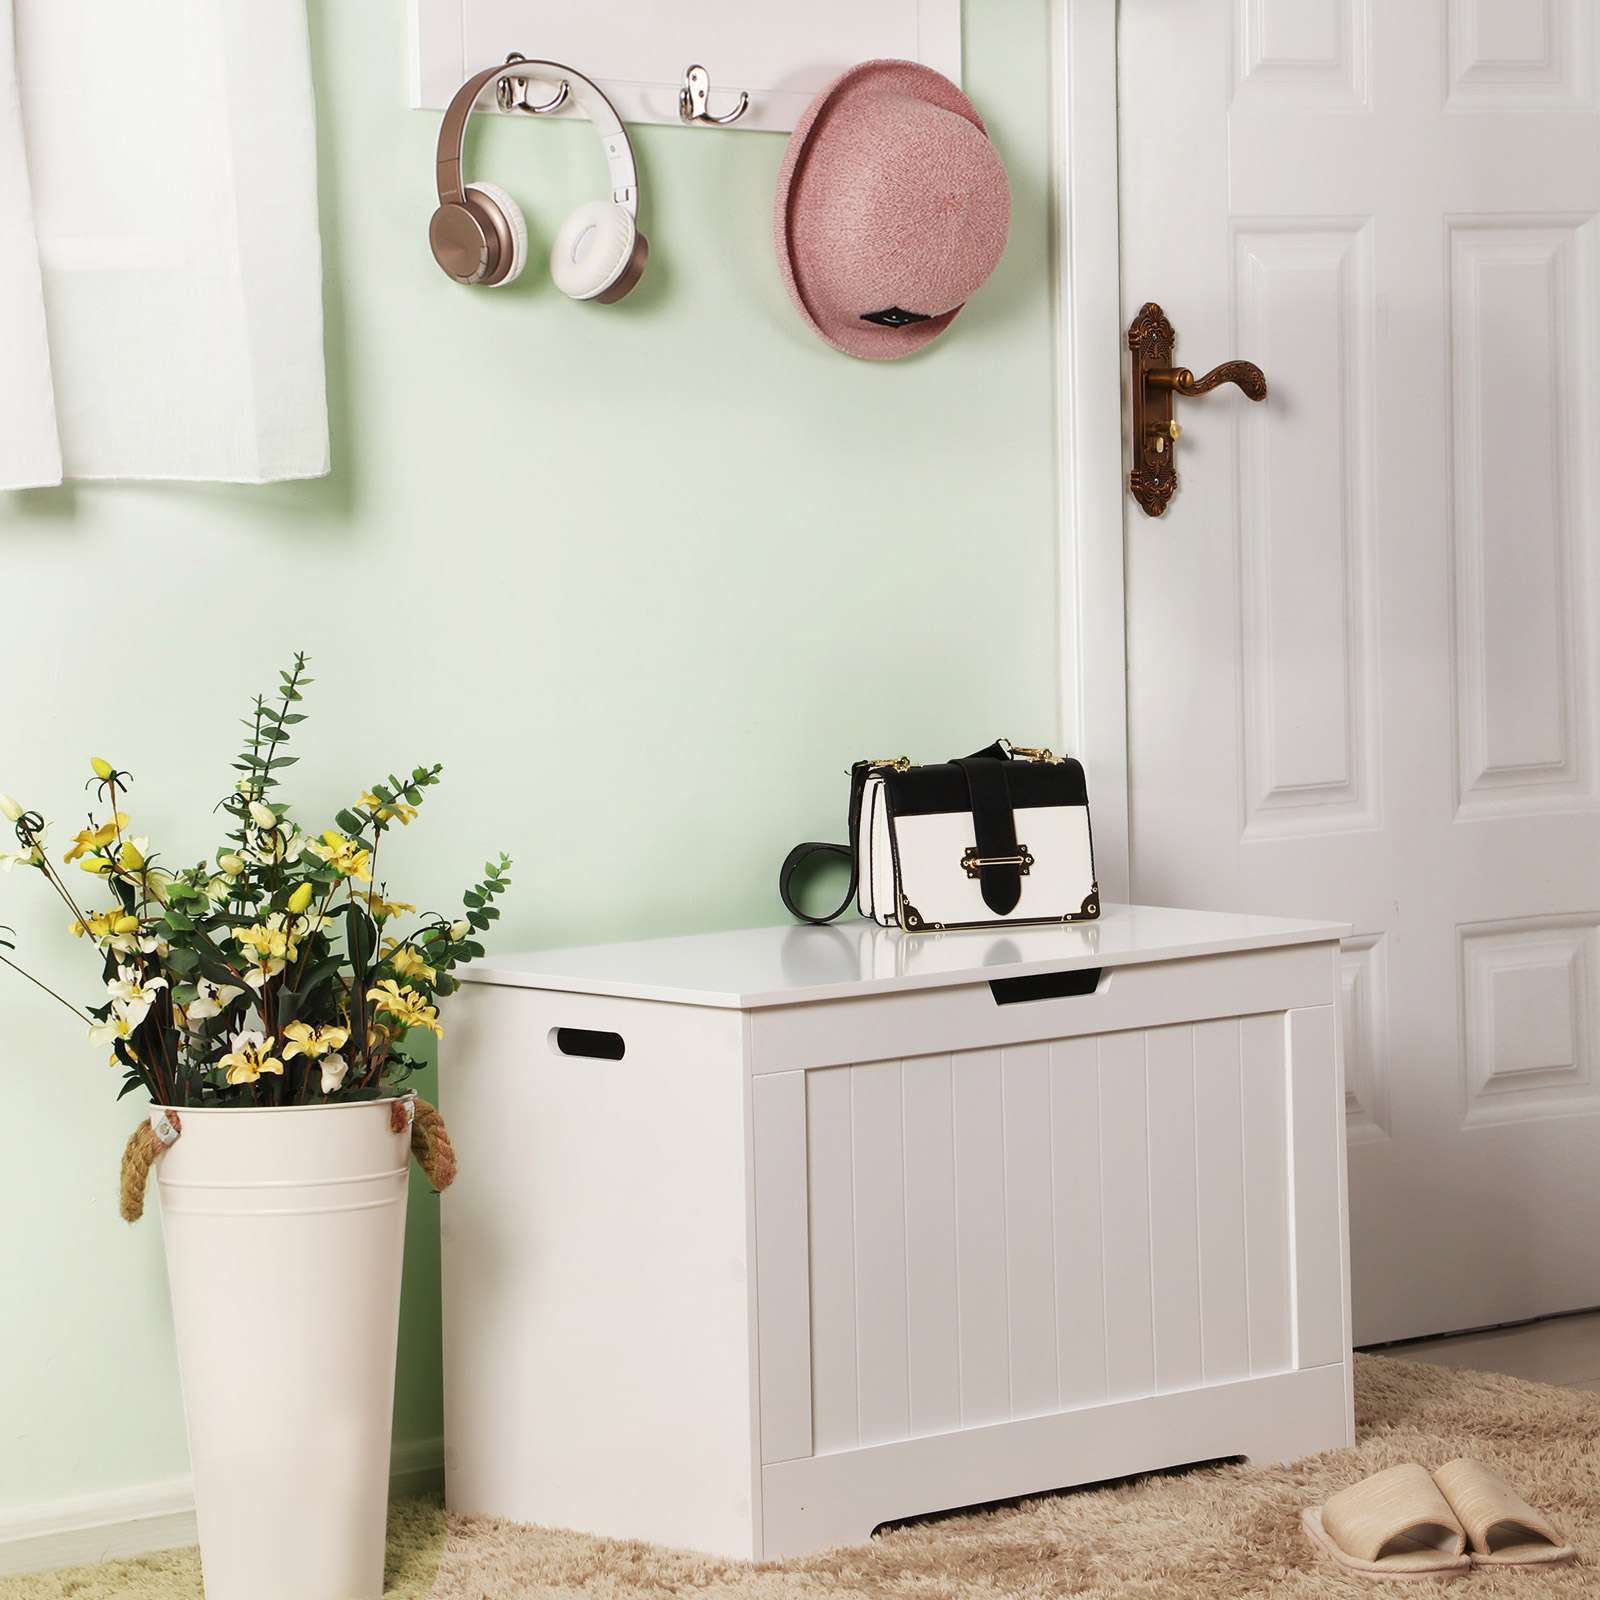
[[1050, 0, 1130, 903], [0, 1437, 444, 1580]]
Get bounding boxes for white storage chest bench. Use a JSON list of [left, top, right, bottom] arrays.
[[440, 904, 1354, 1559]]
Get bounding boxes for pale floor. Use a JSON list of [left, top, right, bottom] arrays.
[[1370, 1308, 1600, 1393]]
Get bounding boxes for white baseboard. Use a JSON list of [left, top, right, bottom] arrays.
[[0, 1436, 444, 1579]]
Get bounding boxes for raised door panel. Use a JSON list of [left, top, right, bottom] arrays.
[[1233, 0, 1370, 108], [1446, 0, 1596, 109], [1450, 219, 1600, 816], [1234, 221, 1379, 837]]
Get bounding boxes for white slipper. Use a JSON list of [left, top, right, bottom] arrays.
[[1432, 1458, 1577, 1569], [1302, 1463, 1472, 1581]]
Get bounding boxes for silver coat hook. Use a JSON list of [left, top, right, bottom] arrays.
[[497, 52, 570, 115], [678, 63, 749, 126]]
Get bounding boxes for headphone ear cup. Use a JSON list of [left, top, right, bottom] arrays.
[[466, 182, 528, 287], [550, 199, 643, 302]]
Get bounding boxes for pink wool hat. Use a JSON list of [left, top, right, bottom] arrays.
[[774, 60, 1011, 361]]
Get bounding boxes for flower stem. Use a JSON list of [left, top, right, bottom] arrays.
[[0, 953, 90, 1022]]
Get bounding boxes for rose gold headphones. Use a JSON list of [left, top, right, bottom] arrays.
[[429, 60, 648, 302]]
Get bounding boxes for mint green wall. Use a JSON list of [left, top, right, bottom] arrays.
[[0, 2, 1057, 1512]]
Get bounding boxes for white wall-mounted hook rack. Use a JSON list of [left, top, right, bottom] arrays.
[[408, 1, 960, 133]]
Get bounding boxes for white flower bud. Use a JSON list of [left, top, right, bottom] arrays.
[[248, 801, 277, 831], [449, 920, 470, 942], [0, 792, 22, 822]]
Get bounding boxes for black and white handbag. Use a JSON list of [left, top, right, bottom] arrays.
[[780, 740, 1100, 932]]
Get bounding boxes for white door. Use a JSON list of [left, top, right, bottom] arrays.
[[1117, 0, 1600, 1343]]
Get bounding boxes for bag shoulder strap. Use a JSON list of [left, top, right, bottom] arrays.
[[778, 760, 876, 924]]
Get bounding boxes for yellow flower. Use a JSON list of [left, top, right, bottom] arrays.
[[386, 942, 436, 984], [78, 857, 113, 875], [117, 838, 146, 871], [232, 913, 299, 988], [69, 908, 118, 941], [307, 830, 371, 883], [63, 815, 127, 863], [71, 908, 152, 955], [366, 979, 443, 1039], [286, 882, 314, 915], [218, 1028, 285, 1086], [360, 791, 418, 827], [369, 894, 416, 923], [91, 757, 114, 781], [281, 1021, 350, 1061], [234, 925, 285, 960]]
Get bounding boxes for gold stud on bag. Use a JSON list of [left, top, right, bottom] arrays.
[[779, 739, 1099, 932]]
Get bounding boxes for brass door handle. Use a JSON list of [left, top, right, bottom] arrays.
[[1128, 303, 1267, 516], [1148, 361, 1268, 400]]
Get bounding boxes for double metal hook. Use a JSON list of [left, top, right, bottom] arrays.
[[496, 52, 570, 116], [678, 64, 749, 126]]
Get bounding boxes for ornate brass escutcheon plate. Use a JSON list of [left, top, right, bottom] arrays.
[[1128, 302, 1267, 517]]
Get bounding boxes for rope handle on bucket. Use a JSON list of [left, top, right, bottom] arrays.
[[395, 1095, 458, 1193], [119, 1111, 181, 1223], [118, 1097, 458, 1223]]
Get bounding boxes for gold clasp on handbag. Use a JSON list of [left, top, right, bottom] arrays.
[[866, 755, 912, 771], [1000, 739, 1062, 764], [961, 844, 1034, 879]]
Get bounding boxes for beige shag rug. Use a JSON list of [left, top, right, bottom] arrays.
[[4, 1357, 1595, 1598]]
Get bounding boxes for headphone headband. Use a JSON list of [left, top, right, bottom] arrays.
[[434, 60, 639, 216]]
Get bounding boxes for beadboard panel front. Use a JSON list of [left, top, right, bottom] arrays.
[[758, 1015, 1323, 1464]]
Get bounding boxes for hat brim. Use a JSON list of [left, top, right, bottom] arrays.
[[773, 60, 989, 362]]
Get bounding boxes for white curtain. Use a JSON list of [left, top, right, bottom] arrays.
[[1, 0, 329, 489]]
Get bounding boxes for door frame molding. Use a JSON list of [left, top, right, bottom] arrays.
[[1049, 0, 1129, 901]]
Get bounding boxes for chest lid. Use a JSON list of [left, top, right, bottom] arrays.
[[459, 902, 1348, 1010]]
